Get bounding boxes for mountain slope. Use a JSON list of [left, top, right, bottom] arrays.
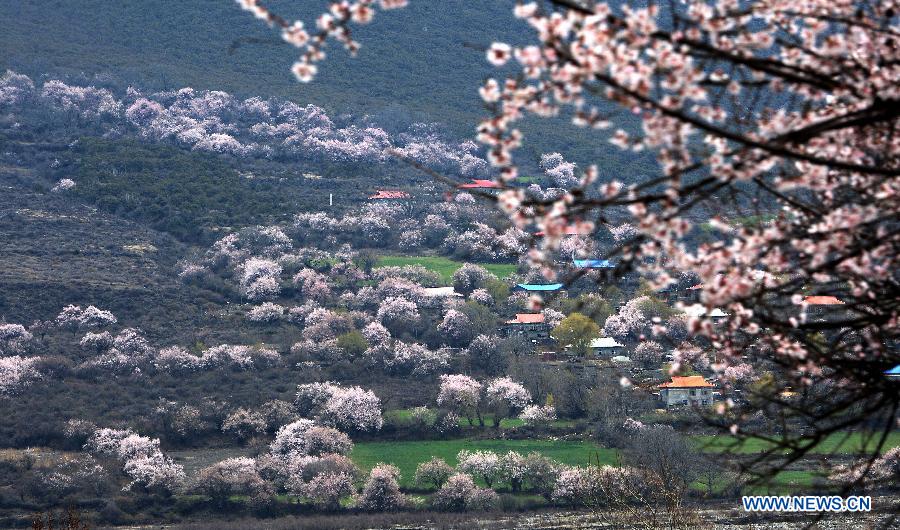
[[0, 0, 649, 173], [0, 1, 523, 125]]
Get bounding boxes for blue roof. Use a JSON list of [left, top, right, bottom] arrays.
[[573, 258, 616, 269], [886, 365, 900, 376], [515, 283, 564, 291]]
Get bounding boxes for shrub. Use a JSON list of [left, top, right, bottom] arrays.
[[431, 473, 476, 511], [356, 464, 407, 511], [414, 457, 454, 491], [521, 452, 562, 496], [456, 450, 501, 488], [301, 472, 354, 510], [432, 473, 498, 512], [193, 457, 272, 506], [464, 487, 499, 511], [221, 408, 267, 441], [551, 467, 595, 507]]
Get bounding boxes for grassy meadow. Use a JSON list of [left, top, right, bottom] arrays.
[[351, 438, 615, 488], [375, 255, 518, 283], [692, 431, 900, 455]]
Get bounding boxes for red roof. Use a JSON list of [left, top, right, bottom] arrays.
[[533, 226, 582, 237], [803, 296, 844, 305], [457, 179, 501, 189], [369, 190, 410, 200], [506, 313, 546, 324], [660, 376, 714, 389], [687, 284, 703, 290]]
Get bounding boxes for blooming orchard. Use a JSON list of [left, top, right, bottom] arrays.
[[235, 0, 900, 468], [0, 70, 487, 176]]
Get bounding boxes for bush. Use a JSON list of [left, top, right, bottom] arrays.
[[431, 473, 498, 512], [464, 487, 499, 511], [414, 457, 454, 491], [521, 452, 562, 496], [301, 472, 355, 511], [356, 464, 407, 512], [551, 467, 595, 507], [193, 457, 272, 507]]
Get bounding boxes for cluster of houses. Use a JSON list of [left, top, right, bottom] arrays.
[[501, 306, 715, 408], [367, 188, 900, 407], [500, 280, 866, 409]]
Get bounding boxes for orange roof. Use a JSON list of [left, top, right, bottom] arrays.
[[660, 376, 714, 389], [369, 190, 410, 200], [687, 284, 703, 290], [457, 179, 501, 189], [506, 313, 546, 324], [803, 295, 844, 305]]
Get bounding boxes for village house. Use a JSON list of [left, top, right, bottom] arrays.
[[886, 365, 900, 380], [589, 336, 625, 358], [658, 283, 700, 305], [368, 190, 411, 200], [801, 295, 845, 320], [502, 313, 552, 343], [572, 258, 615, 269], [513, 283, 564, 293], [456, 179, 502, 196], [420, 286, 463, 298], [683, 304, 729, 323], [680, 283, 703, 304], [659, 375, 715, 408], [572, 258, 617, 281]]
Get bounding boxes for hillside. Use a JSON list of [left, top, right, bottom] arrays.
[[0, 171, 205, 331], [0, 1, 524, 122], [0, 0, 650, 174]]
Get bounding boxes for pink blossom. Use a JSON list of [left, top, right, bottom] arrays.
[[376, 296, 419, 333], [485, 377, 531, 410], [437, 309, 474, 347], [295, 382, 383, 432], [0, 324, 33, 355], [456, 450, 501, 487], [0, 355, 41, 394], [51, 178, 76, 193], [247, 302, 284, 323], [437, 374, 483, 414], [222, 408, 268, 440], [431, 473, 498, 511], [518, 404, 556, 426], [356, 463, 407, 511]]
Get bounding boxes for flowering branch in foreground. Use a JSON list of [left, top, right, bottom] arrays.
[[236, 0, 900, 484]]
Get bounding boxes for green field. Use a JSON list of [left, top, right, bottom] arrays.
[[692, 431, 900, 455], [375, 255, 518, 283], [351, 438, 614, 488]]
